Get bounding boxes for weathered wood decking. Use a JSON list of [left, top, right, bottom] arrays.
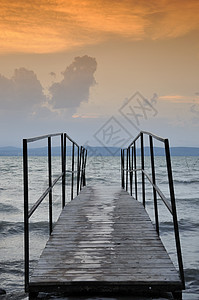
[[29, 185, 183, 297]]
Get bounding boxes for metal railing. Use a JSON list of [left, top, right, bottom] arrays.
[[23, 133, 87, 292], [121, 131, 185, 290]]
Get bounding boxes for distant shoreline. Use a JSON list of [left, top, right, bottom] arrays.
[[0, 146, 199, 156]]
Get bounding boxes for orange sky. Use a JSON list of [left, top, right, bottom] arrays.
[[0, 0, 199, 146], [1, 0, 199, 54]]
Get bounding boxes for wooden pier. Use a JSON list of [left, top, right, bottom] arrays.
[[29, 185, 183, 298]]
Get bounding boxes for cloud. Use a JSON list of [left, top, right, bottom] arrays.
[[1, 1, 199, 54], [49, 55, 97, 109], [0, 67, 45, 111], [72, 113, 99, 119], [190, 103, 199, 125], [159, 95, 192, 104], [150, 93, 158, 105], [146, 0, 199, 39], [190, 104, 199, 116], [159, 94, 199, 105], [0, 56, 97, 117], [160, 95, 184, 100], [49, 72, 56, 78]]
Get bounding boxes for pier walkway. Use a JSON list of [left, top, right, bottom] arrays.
[[29, 185, 182, 298], [23, 132, 185, 299]]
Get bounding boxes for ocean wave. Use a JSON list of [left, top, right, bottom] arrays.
[[177, 197, 199, 203], [29, 221, 49, 234], [0, 221, 24, 236], [86, 177, 108, 183], [0, 260, 27, 298], [158, 179, 199, 185], [0, 203, 20, 213], [177, 198, 199, 208], [184, 268, 199, 293], [174, 179, 199, 185], [0, 260, 24, 276], [160, 219, 199, 234], [0, 221, 49, 236]]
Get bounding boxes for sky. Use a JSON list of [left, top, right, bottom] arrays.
[[0, 0, 199, 148]]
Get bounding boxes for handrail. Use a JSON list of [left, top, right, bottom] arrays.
[[141, 130, 166, 143], [121, 131, 185, 290], [23, 133, 87, 292], [142, 170, 173, 214], [125, 168, 173, 214]]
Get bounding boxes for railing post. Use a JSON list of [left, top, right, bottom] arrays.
[[141, 132, 145, 207], [133, 142, 138, 200], [23, 139, 29, 292], [126, 149, 128, 191], [123, 149, 125, 189], [129, 147, 132, 196], [79, 147, 82, 191], [165, 139, 185, 289], [77, 146, 80, 195], [121, 149, 125, 189], [149, 135, 159, 235], [83, 149, 87, 186], [61, 134, 66, 208], [62, 133, 66, 208], [48, 137, 53, 235], [121, 149, 122, 188], [131, 146, 134, 196], [81, 148, 85, 188], [71, 142, 75, 200]]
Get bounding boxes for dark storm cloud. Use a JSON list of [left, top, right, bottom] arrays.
[[0, 68, 45, 110], [49, 55, 97, 109]]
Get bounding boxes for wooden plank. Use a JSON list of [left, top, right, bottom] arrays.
[[29, 185, 183, 296]]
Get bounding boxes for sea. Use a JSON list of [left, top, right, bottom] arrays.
[[0, 155, 198, 300]]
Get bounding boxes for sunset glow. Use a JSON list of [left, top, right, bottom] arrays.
[[159, 95, 199, 104], [1, 0, 199, 54], [0, 0, 199, 146]]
